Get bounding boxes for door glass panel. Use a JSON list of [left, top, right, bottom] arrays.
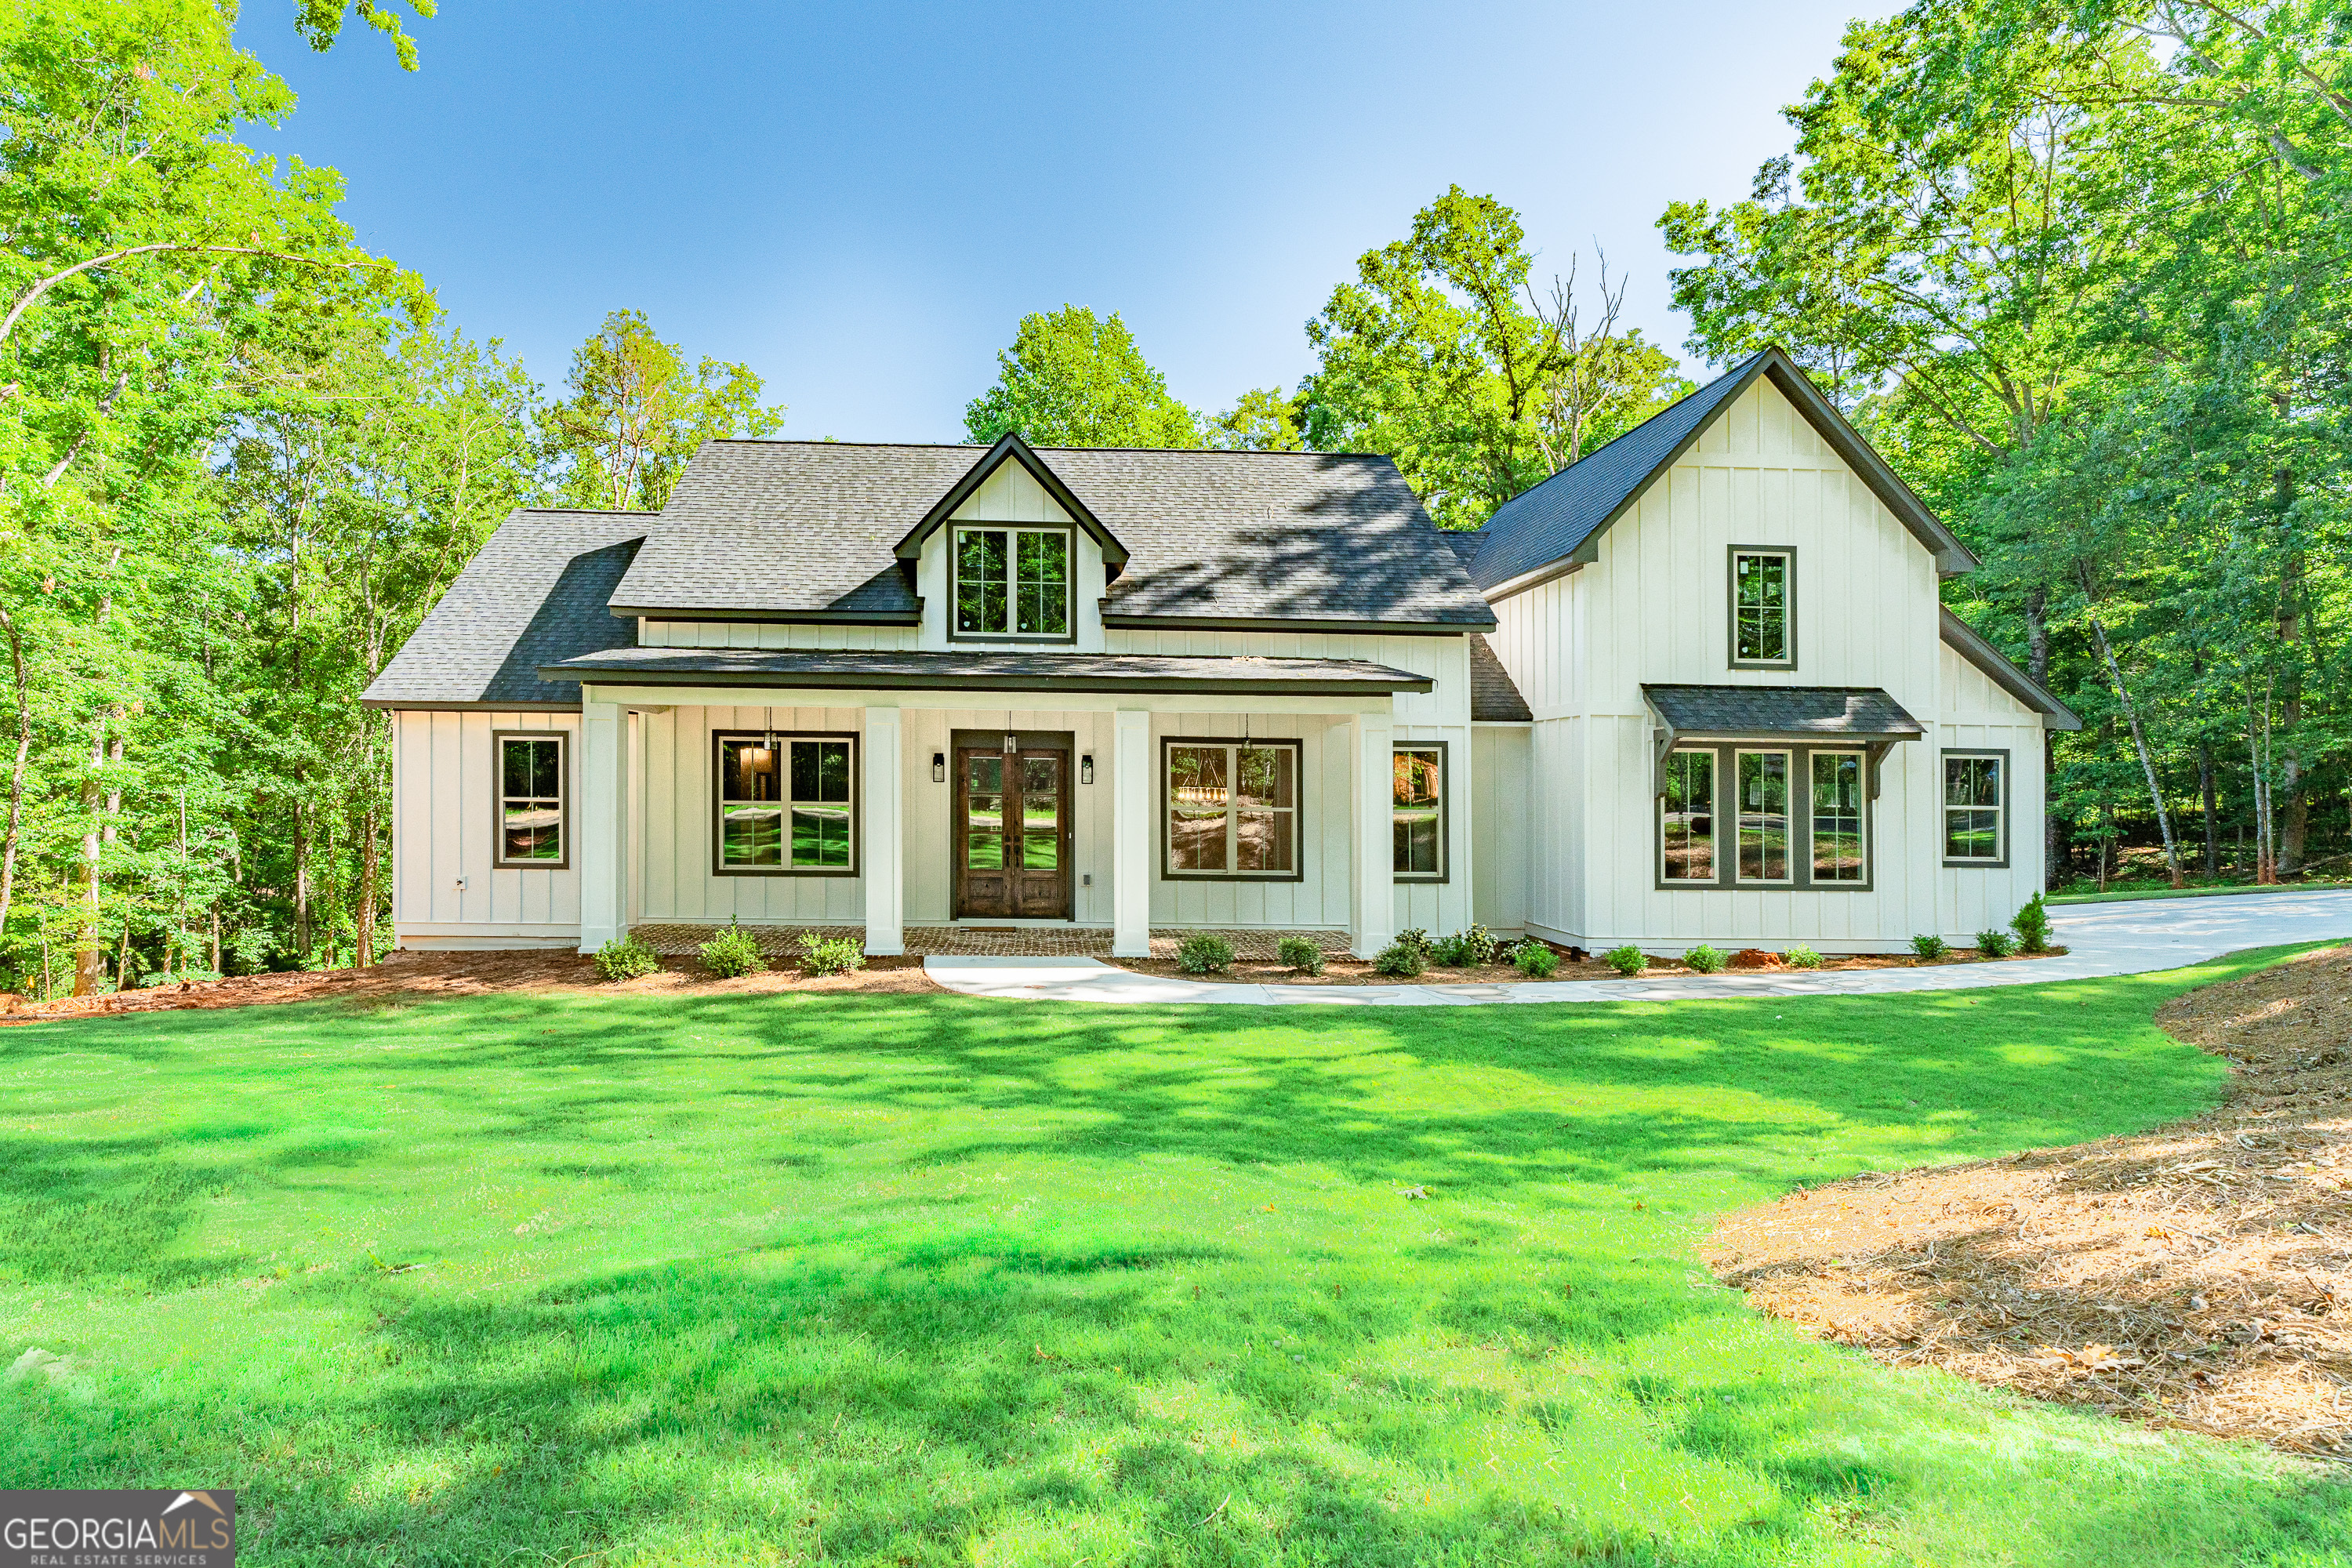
[[965, 755, 1004, 869], [1737, 751, 1791, 882], [1021, 754, 1061, 868]]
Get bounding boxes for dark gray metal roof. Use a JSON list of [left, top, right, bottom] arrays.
[[1466, 347, 1978, 595], [1468, 634, 1532, 722], [361, 510, 651, 709], [612, 441, 1495, 630], [543, 646, 1435, 696], [1640, 684, 1926, 739], [1940, 608, 2082, 729]]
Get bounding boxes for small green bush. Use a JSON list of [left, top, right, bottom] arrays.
[[1910, 933, 1949, 960], [699, 921, 768, 978], [2013, 893, 2052, 953], [1513, 942, 1559, 978], [1602, 945, 1647, 976], [1430, 924, 1498, 966], [1276, 935, 1325, 975], [1975, 928, 2016, 958], [1372, 941, 1426, 977], [1176, 932, 1236, 975], [1394, 927, 1433, 961], [1784, 945, 1824, 969], [799, 933, 866, 977], [593, 935, 659, 982], [1683, 944, 1727, 974]]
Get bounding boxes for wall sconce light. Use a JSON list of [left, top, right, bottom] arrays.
[[1002, 732, 1018, 753], [931, 752, 946, 783], [1080, 752, 1094, 784]]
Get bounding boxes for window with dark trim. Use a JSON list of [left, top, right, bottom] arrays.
[[1164, 739, 1300, 879], [955, 525, 1070, 637], [1943, 751, 2008, 865], [1730, 547, 1795, 667], [1393, 743, 1446, 880], [1660, 749, 1715, 881], [715, 732, 857, 875], [494, 732, 567, 869], [1658, 742, 1875, 891]]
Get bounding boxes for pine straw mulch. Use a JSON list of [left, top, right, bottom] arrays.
[[1705, 942, 2352, 1455], [0, 949, 941, 1024]]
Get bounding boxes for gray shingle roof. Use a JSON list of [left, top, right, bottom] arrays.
[[1465, 347, 1976, 594], [613, 441, 1495, 630], [361, 510, 651, 708], [1468, 634, 1532, 722], [544, 647, 1434, 695], [1640, 684, 1925, 739]]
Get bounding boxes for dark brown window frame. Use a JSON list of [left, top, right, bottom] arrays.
[[491, 730, 570, 871], [1653, 740, 1875, 892], [1392, 739, 1450, 884], [949, 521, 1078, 646], [1727, 545, 1798, 670], [710, 729, 861, 879], [1159, 734, 1307, 884], [1940, 747, 2012, 869]]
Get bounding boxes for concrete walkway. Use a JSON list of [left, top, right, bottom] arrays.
[[922, 890, 2352, 1006]]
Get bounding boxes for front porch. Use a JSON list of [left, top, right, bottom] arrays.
[[630, 924, 1356, 960]]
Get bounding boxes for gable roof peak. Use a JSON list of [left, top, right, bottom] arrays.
[[891, 430, 1129, 567]]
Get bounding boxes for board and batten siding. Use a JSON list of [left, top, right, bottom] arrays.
[[1470, 724, 1531, 935], [1492, 374, 1954, 953], [391, 709, 583, 946], [1936, 641, 2049, 935]]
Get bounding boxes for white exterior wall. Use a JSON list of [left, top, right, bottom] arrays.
[[1937, 642, 2049, 935], [1470, 724, 1531, 935], [390, 708, 583, 948], [1489, 375, 2040, 954]]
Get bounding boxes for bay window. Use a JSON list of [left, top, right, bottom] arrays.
[[1736, 750, 1793, 884], [1659, 742, 1875, 890], [1659, 748, 1715, 882]]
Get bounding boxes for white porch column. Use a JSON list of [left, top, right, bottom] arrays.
[[577, 695, 629, 953], [862, 705, 905, 956], [1349, 710, 1395, 959], [1112, 708, 1151, 957]]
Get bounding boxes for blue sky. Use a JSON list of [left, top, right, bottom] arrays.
[[236, 1, 1867, 443]]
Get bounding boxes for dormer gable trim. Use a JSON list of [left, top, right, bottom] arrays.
[[892, 431, 1130, 573]]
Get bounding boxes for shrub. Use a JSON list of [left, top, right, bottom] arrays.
[[1394, 927, 1433, 961], [1910, 933, 1948, 960], [1602, 944, 1648, 976], [593, 935, 659, 982], [1276, 935, 1325, 975], [1513, 942, 1559, 978], [2013, 893, 2052, 953], [699, 921, 768, 978], [1176, 932, 1236, 975], [1429, 924, 1498, 966], [1976, 928, 2016, 958], [1784, 945, 1824, 969], [1372, 941, 1426, 977], [1683, 944, 1727, 974], [799, 933, 866, 977]]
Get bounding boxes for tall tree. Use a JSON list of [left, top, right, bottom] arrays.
[[1301, 187, 1686, 528], [543, 310, 785, 514], [964, 306, 1202, 448]]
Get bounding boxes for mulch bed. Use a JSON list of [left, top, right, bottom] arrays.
[[0, 949, 942, 1023], [1106, 945, 2068, 987], [1705, 942, 2352, 1454]]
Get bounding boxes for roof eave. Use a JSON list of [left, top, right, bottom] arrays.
[[544, 664, 1432, 697], [610, 604, 924, 626], [1098, 611, 1495, 635], [1939, 607, 2082, 729]]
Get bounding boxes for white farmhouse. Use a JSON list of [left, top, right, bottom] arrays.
[[363, 347, 2076, 959]]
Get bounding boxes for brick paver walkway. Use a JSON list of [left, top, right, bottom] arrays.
[[628, 923, 1352, 960]]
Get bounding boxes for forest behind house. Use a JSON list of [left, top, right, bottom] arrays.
[[3, 0, 2345, 996]]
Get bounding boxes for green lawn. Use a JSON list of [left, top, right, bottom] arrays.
[[3, 950, 2348, 1566]]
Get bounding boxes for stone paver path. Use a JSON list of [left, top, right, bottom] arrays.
[[924, 890, 2352, 1006]]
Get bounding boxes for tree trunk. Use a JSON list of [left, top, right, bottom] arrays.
[[0, 612, 28, 947], [71, 717, 103, 995], [2199, 743, 2219, 878], [357, 799, 377, 970], [2027, 585, 2061, 888], [2080, 578, 2182, 886], [293, 788, 311, 962]]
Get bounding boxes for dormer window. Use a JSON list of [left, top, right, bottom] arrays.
[[955, 526, 1069, 639], [1730, 546, 1795, 668]]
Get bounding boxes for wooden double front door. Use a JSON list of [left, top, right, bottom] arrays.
[[954, 745, 1071, 919]]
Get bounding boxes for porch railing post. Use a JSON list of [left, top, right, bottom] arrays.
[[863, 705, 905, 956]]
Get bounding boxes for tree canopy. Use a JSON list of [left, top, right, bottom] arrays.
[[964, 306, 1202, 448]]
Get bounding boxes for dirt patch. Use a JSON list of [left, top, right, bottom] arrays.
[[0, 949, 942, 1023], [1106, 945, 2067, 987], [1705, 942, 2352, 1454]]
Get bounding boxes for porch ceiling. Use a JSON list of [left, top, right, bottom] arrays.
[[543, 647, 1434, 696]]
